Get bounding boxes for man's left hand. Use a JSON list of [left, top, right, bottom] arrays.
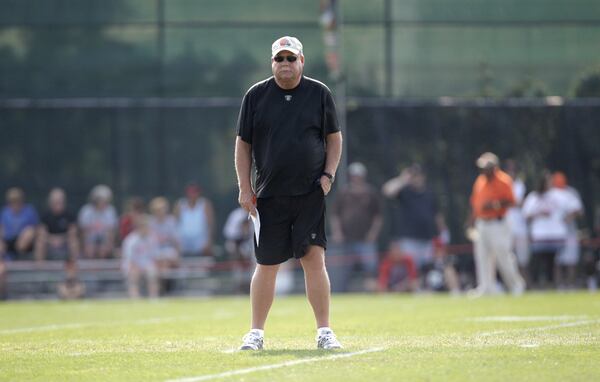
[[320, 175, 332, 196]]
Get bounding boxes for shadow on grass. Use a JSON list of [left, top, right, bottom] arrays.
[[250, 349, 348, 358]]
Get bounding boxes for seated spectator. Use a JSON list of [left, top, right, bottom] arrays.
[[122, 214, 159, 298], [0, 187, 39, 299], [174, 183, 215, 257], [35, 188, 79, 261], [119, 197, 145, 243], [430, 229, 461, 294], [1, 187, 39, 260], [149, 197, 180, 271], [35, 188, 85, 299], [56, 260, 86, 300], [378, 248, 418, 293], [78, 185, 118, 259], [223, 207, 255, 293]]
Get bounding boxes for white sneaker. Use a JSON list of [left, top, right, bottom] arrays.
[[316, 329, 342, 349], [239, 331, 263, 350]]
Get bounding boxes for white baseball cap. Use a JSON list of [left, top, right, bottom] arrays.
[[476, 152, 499, 169], [271, 36, 303, 57]]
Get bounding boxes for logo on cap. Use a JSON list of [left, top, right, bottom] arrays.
[[272, 36, 303, 57]]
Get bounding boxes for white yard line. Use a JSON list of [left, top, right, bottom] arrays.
[[0, 316, 192, 335], [477, 318, 600, 337], [166, 347, 386, 382], [174, 317, 600, 382], [469, 315, 589, 322]]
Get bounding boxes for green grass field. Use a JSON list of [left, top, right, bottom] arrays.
[[1, 292, 599, 381]]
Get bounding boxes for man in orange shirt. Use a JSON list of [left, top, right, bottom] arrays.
[[468, 152, 525, 296]]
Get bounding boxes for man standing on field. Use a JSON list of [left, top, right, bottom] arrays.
[[234, 36, 343, 350]]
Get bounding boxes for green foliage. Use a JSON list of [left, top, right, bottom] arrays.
[[571, 67, 600, 98], [506, 77, 549, 98], [2, 0, 600, 97]]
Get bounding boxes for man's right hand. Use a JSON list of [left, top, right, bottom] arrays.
[[239, 189, 257, 216]]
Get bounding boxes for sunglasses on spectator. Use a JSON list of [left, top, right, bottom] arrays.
[[273, 55, 298, 63]]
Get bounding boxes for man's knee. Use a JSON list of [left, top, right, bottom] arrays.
[[300, 246, 326, 272], [16, 227, 36, 252], [254, 263, 280, 278]]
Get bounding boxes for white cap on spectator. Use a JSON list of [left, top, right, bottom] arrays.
[[348, 162, 367, 177], [476, 152, 499, 169], [90, 184, 113, 203]]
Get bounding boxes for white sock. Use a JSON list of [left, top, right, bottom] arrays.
[[250, 329, 264, 337], [317, 327, 332, 336]]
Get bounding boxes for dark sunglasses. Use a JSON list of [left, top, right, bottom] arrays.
[[273, 55, 298, 63]]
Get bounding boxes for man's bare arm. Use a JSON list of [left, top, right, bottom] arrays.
[[235, 137, 257, 215], [321, 131, 342, 195]]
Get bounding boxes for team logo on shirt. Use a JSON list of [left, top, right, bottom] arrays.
[[285, 95, 292, 101]]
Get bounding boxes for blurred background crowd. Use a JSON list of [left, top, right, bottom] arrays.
[[2, 151, 599, 300]]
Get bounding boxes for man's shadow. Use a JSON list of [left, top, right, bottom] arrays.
[[250, 349, 347, 358]]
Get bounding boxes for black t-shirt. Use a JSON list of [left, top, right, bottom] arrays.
[[393, 187, 439, 240], [41, 210, 76, 234], [237, 76, 340, 198]]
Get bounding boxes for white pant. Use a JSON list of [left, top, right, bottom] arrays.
[[474, 218, 525, 294], [512, 233, 530, 267], [556, 232, 579, 266]]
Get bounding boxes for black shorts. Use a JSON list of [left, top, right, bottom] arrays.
[[255, 187, 327, 265]]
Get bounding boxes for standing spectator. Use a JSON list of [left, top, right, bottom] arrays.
[[504, 159, 530, 283], [382, 164, 443, 287], [329, 162, 383, 292], [149, 197, 180, 272], [78, 185, 118, 259], [523, 172, 581, 289], [223, 207, 255, 293], [468, 152, 525, 296], [119, 197, 145, 243], [552, 172, 584, 289], [122, 214, 159, 299], [174, 183, 215, 257], [35, 188, 79, 261], [1, 188, 39, 260]]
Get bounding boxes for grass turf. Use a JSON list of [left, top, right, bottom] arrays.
[[1, 292, 599, 381]]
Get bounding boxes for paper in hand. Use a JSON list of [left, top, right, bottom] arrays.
[[249, 210, 260, 246]]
